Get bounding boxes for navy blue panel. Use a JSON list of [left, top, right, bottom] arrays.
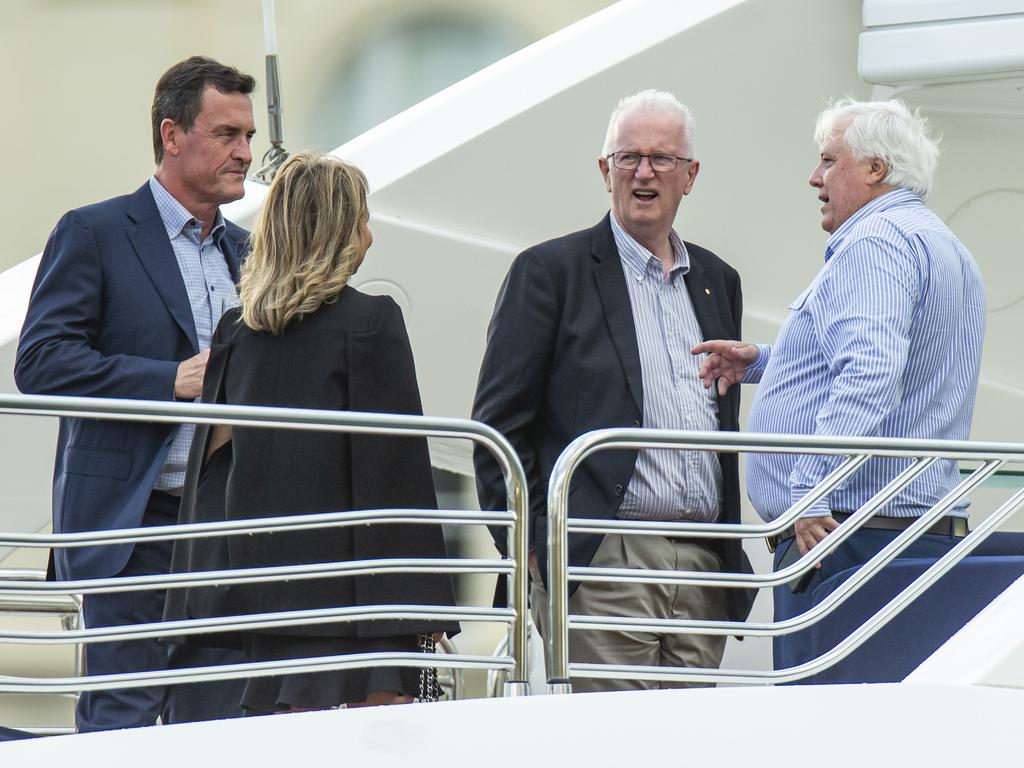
[[806, 533, 1024, 683]]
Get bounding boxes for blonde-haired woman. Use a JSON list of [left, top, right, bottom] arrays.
[[166, 153, 457, 713]]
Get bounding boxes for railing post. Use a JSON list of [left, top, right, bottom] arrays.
[[545, 437, 580, 694], [502, 436, 531, 697]]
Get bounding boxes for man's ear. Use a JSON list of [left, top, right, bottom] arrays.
[[682, 159, 700, 196], [867, 157, 888, 186], [598, 156, 612, 193], [160, 118, 180, 158]]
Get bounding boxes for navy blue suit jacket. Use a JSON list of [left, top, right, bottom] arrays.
[[15, 183, 247, 581]]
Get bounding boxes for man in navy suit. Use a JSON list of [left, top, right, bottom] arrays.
[[15, 56, 254, 731]]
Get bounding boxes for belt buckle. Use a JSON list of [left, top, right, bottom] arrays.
[[766, 535, 779, 554]]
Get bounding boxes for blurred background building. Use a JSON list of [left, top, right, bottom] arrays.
[[0, 0, 614, 271]]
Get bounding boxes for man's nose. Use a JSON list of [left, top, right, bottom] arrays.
[[808, 164, 823, 187], [634, 156, 656, 179], [236, 137, 252, 164]]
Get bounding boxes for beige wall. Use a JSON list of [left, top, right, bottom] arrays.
[[0, 0, 613, 272]]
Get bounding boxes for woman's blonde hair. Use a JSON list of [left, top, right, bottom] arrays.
[[239, 152, 369, 334]]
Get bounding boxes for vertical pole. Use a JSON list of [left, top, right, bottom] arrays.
[[545, 449, 573, 694], [503, 445, 530, 696]]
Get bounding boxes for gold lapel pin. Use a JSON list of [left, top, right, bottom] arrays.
[[704, 288, 711, 295]]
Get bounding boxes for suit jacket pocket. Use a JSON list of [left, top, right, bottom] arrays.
[[64, 446, 132, 480]]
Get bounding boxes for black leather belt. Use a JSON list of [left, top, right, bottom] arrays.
[[765, 511, 969, 552]]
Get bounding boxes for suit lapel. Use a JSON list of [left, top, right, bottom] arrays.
[[220, 224, 246, 282], [682, 250, 722, 341], [126, 184, 199, 353], [683, 245, 737, 427], [591, 216, 643, 413]]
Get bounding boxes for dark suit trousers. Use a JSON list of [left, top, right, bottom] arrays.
[[76, 492, 246, 732]]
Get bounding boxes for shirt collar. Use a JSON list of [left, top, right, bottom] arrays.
[[609, 211, 690, 280], [148, 176, 226, 244], [824, 188, 920, 261]]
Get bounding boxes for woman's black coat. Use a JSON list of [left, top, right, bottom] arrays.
[[164, 287, 459, 642]]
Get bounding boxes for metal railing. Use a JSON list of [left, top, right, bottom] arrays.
[[544, 428, 1024, 692], [0, 393, 530, 701], [0, 568, 81, 735], [0, 569, 80, 619]]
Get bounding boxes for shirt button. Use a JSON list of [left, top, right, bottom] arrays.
[[632, 419, 640, 428], [614, 484, 624, 497]]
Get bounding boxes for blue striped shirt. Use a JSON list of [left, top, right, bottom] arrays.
[[148, 177, 239, 493], [611, 214, 722, 522], [745, 189, 986, 521]]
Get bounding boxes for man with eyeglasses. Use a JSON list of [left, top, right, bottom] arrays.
[[473, 90, 754, 691]]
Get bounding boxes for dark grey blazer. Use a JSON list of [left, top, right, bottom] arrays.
[[473, 214, 755, 622]]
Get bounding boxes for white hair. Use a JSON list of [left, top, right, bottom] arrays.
[[815, 98, 939, 199], [602, 89, 695, 156]]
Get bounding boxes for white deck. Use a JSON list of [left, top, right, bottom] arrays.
[[2, 683, 1021, 765]]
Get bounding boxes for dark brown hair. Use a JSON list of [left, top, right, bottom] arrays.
[[151, 56, 256, 163]]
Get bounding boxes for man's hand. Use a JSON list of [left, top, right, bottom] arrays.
[[795, 516, 839, 559], [690, 340, 758, 396], [528, 547, 541, 583], [174, 349, 210, 400]]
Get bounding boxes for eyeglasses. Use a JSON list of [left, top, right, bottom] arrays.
[[607, 152, 693, 172]]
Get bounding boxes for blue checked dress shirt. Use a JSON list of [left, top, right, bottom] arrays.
[[610, 214, 722, 522], [148, 177, 240, 493], [744, 189, 986, 521]]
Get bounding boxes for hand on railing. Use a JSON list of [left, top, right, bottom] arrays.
[[691, 339, 758, 395]]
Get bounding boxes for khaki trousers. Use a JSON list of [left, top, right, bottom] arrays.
[[532, 533, 727, 693]]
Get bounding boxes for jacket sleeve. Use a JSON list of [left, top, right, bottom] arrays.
[[348, 297, 438, 513], [14, 210, 178, 399], [471, 248, 560, 554]]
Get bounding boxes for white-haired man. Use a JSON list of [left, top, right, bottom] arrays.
[[473, 90, 755, 691], [694, 99, 986, 670]]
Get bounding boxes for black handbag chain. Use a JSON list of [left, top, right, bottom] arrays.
[[417, 633, 441, 702]]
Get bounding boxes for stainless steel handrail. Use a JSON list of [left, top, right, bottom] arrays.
[[569, 460, 1001, 638], [0, 509, 514, 549], [0, 556, 512, 595], [0, 393, 530, 697], [569, 459, 992, 591], [0, 566, 84, 733], [545, 427, 1024, 691], [0, 568, 81, 615], [1, 652, 515, 694], [0, 604, 515, 644]]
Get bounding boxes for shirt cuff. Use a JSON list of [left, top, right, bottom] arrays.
[[791, 485, 833, 518], [741, 344, 771, 384]]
